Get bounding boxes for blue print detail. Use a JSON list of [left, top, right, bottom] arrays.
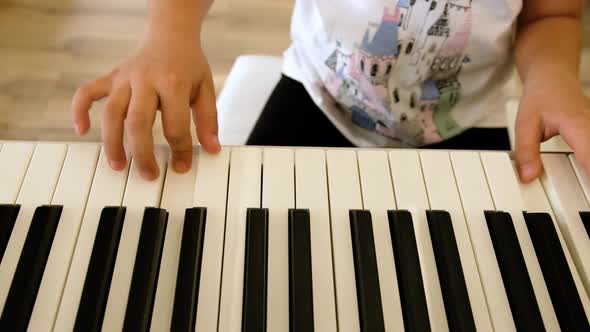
[[323, 0, 473, 145]]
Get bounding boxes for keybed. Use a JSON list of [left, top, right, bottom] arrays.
[[514, 161, 590, 326], [481, 152, 560, 331], [54, 147, 130, 332], [28, 144, 100, 332], [0, 143, 67, 331], [0, 141, 587, 331], [389, 150, 449, 332], [540, 154, 590, 298], [150, 150, 198, 332], [420, 151, 492, 332], [218, 148, 262, 332], [450, 151, 517, 332], [357, 150, 403, 332]]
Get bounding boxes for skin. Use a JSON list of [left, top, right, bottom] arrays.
[[72, 0, 219, 180], [72, 0, 589, 182], [515, 0, 589, 182]]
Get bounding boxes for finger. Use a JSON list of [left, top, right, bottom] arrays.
[[515, 106, 544, 183], [102, 82, 131, 171], [72, 75, 112, 135], [191, 71, 221, 153], [560, 115, 590, 178], [158, 84, 193, 173], [125, 83, 159, 180]]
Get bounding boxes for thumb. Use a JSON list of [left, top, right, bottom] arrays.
[[515, 105, 544, 183], [192, 71, 221, 153]]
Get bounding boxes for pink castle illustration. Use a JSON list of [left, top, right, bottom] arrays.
[[354, 7, 401, 84]]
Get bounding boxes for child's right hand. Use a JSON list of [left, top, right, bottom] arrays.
[[71, 30, 220, 180]]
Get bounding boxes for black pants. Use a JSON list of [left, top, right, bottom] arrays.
[[247, 75, 511, 151]]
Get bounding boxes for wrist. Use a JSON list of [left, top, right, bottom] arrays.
[[522, 62, 579, 89], [146, 16, 202, 41], [146, 0, 212, 39], [142, 19, 203, 54]]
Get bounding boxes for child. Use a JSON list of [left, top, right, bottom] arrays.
[[71, 0, 589, 182]]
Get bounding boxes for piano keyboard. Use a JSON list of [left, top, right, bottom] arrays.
[[0, 141, 588, 332]]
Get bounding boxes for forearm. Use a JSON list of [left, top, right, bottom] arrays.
[[514, 2, 584, 84], [147, 0, 214, 40]]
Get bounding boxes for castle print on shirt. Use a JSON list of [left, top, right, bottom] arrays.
[[323, 0, 473, 145]]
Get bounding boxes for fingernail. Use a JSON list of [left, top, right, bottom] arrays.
[[173, 159, 189, 172], [74, 123, 81, 135], [520, 163, 535, 179], [109, 160, 125, 171], [213, 135, 221, 150], [141, 168, 158, 181]]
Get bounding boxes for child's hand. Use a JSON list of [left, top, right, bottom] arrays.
[[71, 32, 220, 180], [515, 71, 590, 183]]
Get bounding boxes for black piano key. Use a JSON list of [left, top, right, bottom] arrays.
[[484, 211, 545, 332], [0, 204, 20, 263], [426, 211, 475, 332], [387, 210, 431, 332], [242, 208, 269, 332], [288, 209, 315, 332], [349, 210, 385, 332], [524, 212, 589, 332], [74, 207, 126, 332], [580, 212, 590, 240], [123, 207, 169, 332], [171, 207, 207, 332], [0, 205, 62, 332]]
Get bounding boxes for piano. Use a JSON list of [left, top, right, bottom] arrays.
[[0, 141, 588, 332]]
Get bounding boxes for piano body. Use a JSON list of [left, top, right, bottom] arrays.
[[0, 141, 588, 332]]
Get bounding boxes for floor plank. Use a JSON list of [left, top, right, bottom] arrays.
[[0, 0, 587, 142]]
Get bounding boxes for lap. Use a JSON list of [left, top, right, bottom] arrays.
[[247, 75, 511, 151]]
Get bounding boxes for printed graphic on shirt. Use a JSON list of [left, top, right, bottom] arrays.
[[323, 0, 473, 145]]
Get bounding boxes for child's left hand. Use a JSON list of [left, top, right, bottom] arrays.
[[515, 70, 590, 183]]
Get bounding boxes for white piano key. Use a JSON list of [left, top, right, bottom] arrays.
[[262, 148, 294, 332], [0, 143, 35, 204], [0, 143, 67, 315], [388, 150, 448, 332], [295, 149, 337, 332], [420, 151, 493, 331], [480, 152, 560, 331], [218, 148, 262, 332], [540, 153, 590, 296], [54, 147, 130, 331], [27, 144, 99, 331], [193, 147, 231, 332], [101, 147, 168, 332], [357, 150, 404, 332], [513, 161, 590, 320], [570, 156, 590, 205], [150, 150, 198, 332], [450, 151, 515, 331], [326, 149, 363, 332], [516, 161, 563, 214]]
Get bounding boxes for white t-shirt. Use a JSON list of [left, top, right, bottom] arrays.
[[283, 0, 522, 147]]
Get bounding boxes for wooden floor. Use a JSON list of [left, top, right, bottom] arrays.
[[0, 0, 588, 143]]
